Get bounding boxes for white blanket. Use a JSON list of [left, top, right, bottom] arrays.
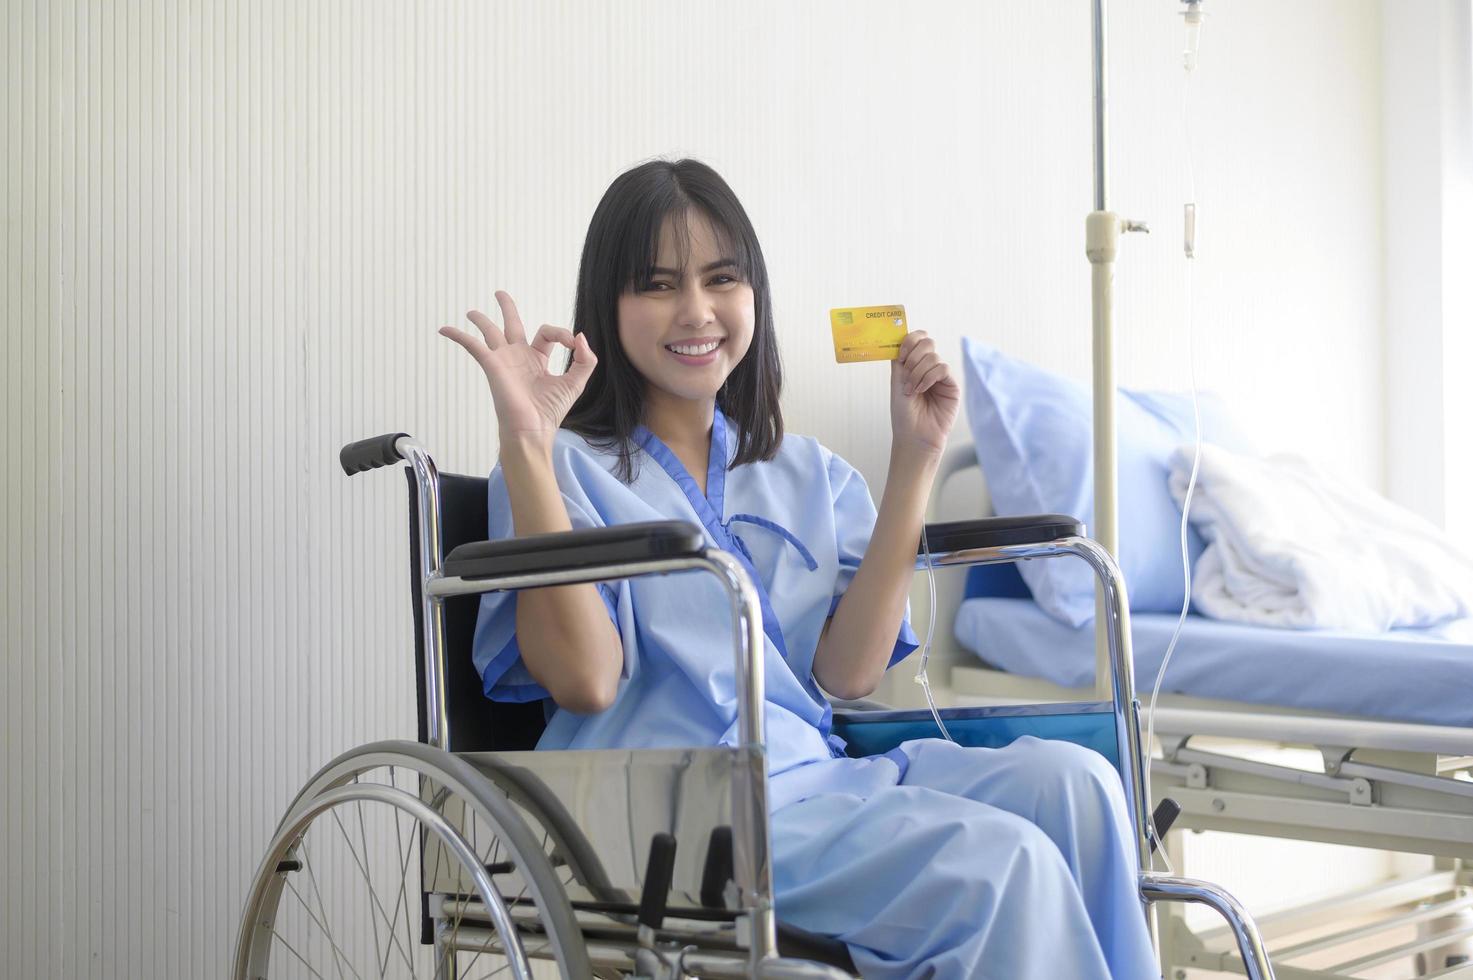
[[1168, 444, 1473, 631]]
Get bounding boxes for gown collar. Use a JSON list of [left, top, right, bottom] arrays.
[[631, 408, 840, 753], [630, 406, 813, 569], [634, 409, 816, 568], [632, 406, 732, 519], [632, 408, 787, 653]]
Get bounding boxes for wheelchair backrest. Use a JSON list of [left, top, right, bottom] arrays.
[[406, 469, 550, 752]]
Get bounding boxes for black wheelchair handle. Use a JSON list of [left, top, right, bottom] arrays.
[[921, 514, 1085, 554], [339, 432, 411, 476]]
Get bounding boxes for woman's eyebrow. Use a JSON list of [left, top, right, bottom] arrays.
[[648, 258, 738, 276]]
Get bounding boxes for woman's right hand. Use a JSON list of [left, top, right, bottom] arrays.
[[439, 290, 597, 446]]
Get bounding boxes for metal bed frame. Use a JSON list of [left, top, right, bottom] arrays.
[[923, 441, 1473, 980], [232, 433, 1277, 979]]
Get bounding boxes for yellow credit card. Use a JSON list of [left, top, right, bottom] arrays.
[[830, 305, 907, 363]]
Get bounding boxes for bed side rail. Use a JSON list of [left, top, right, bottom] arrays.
[[1152, 706, 1473, 758]]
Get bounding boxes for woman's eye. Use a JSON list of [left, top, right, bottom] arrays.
[[710, 275, 738, 286], [643, 281, 672, 292]]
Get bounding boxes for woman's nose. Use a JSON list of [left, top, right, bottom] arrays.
[[675, 285, 716, 330]]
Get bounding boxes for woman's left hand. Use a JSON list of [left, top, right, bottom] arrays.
[[890, 331, 960, 458]]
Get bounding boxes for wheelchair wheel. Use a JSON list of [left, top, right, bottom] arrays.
[[233, 740, 592, 980]]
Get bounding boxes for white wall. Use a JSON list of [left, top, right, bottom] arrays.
[[2, 1, 1387, 976], [1383, 0, 1473, 545]]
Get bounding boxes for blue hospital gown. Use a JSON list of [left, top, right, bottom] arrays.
[[473, 409, 1158, 979]]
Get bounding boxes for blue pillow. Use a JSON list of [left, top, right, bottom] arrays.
[[959, 338, 1253, 626], [1122, 389, 1253, 452]]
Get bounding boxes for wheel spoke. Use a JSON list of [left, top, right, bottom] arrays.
[[248, 767, 575, 980], [469, 939, 551, 980], [391, 768, 418, 971], [283, 875, 366, 980], [353, 785, 404, 980], [432, 927, 456, 979], [330, 807, 420, 977], [455, 824, 538, 980], [379, 786, 420, 979], [426, 782, 449, 923], [300, 841, 355, 980], [270, 925, 331, 980], [470, 965, 510, 979]]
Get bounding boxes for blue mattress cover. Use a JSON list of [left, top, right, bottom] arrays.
[[954, 597, 1473, 729]]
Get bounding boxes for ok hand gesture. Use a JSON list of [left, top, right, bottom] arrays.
[[439, 291, 597, 448]]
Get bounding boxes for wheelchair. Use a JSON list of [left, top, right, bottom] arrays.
[[232, 433, 1278, 979]]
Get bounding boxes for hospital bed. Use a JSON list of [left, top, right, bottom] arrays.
[[232, 433, 1275, 980], [920, 442, 1473, 980]]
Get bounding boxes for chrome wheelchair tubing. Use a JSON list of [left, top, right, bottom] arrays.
[[234, 781, 532, 980], [691, 549, 779, 971], [1142, 873, 1275, 980], [917, 536, 1151, 872], [406, 441, 768, 758], [262, 739, 594, 977], [395, 438, 776, 966], [399, 435, 455, 751], [425, 551, 765, 749], [924, 538, 1277, 979], [428, 550, 779, 968], [444, 925, 855, 980]]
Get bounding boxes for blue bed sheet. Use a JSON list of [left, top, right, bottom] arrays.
[[954, 597, 1473, 729]]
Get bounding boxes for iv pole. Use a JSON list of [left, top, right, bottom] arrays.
[[1086, 7, 1278, 979], [1086, 0, 1148, 699]]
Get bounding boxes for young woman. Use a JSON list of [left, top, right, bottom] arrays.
[[440, 159, 1157, 979]]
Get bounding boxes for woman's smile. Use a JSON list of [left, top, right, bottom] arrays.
[[664, 336, 726, 364]]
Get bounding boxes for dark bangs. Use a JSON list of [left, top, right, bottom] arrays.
[[563, 159, 784, 482]]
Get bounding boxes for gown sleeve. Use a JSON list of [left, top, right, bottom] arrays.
[[471, 456, 622, 703], [825, 450, 921, 668]]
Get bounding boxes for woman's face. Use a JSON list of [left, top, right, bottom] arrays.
[[617, 210, 756, 408]]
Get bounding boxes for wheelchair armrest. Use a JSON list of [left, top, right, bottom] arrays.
[[441, 520, 706, 580], [921, 514, 1084, 553]]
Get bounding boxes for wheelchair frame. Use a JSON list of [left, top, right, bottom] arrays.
[[233, 434, 1278, 979]]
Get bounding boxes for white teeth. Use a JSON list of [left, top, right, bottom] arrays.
[[667, 340, 721, 356]]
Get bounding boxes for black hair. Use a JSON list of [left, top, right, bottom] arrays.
[[563, 158, 784, 482]]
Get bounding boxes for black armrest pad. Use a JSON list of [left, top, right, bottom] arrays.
[[922, 514, 1084, 553], [442, 520, 705, 580]]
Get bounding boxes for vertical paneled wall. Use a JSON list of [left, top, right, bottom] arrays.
[[2, 1, 1385, 975]]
